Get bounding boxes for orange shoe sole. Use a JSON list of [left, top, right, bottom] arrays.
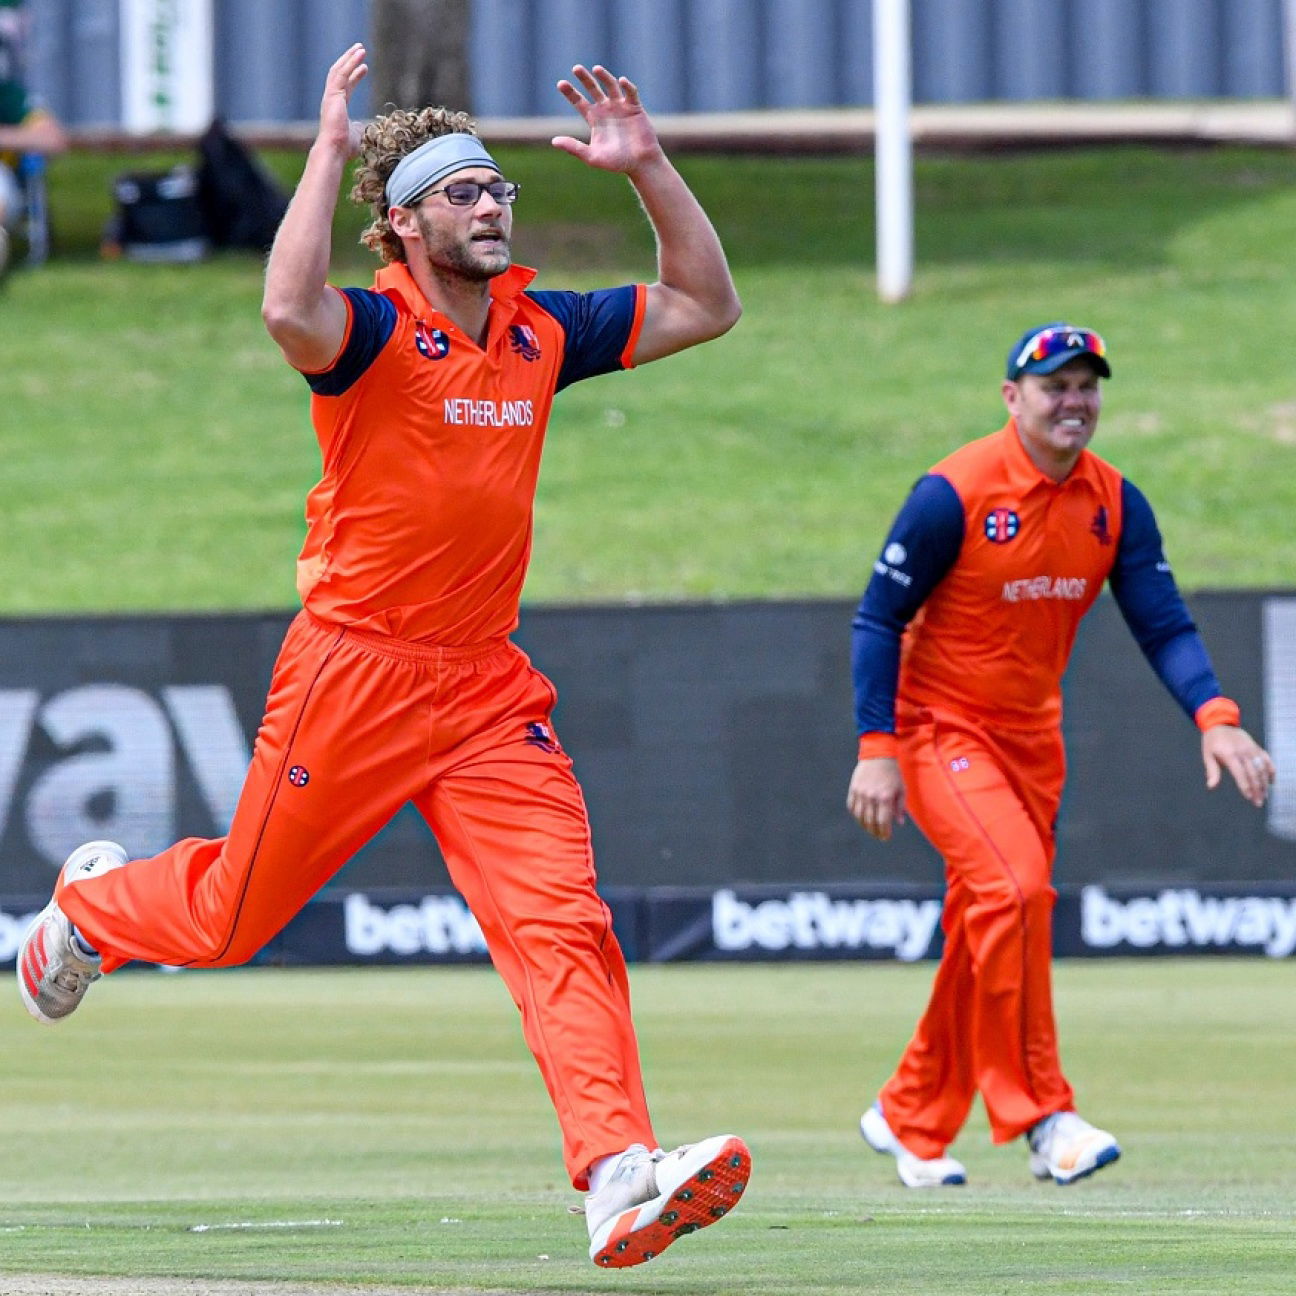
[[592, 1135, 751, 1268]]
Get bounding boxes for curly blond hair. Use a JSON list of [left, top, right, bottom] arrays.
[[351, 106, 480, 264]]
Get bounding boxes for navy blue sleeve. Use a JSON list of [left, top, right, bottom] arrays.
[[852, 474, 965, 735], [526, 286, 638, 391], [1109, 477, 1222, 721], [304, 288, 398, 396]]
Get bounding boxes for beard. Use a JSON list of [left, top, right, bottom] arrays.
[[414, 209, 512, 282]]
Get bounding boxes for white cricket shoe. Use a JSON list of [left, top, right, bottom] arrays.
[[18, 841, 126, 1025], [584, 1134, 751, 1268], [1028, 1111, 1121, 1185], [860, 1101, 967, 1188]]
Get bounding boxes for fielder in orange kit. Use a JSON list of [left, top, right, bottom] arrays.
[[18, 45, 752, 1267], [847, 323, 1275, 1188]]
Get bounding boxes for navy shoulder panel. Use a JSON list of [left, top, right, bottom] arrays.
[[526, 285, 638, 391], [305, 288, 398, 396]]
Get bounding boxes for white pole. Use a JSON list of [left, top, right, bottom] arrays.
[[873, 0, 913, 304], [1286, 0, 1296, 125]]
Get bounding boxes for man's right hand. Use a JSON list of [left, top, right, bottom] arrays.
[[262, 43, 367, 373], [846, 757, 907, 842]]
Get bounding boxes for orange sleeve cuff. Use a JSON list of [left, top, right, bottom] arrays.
[[619, 283, 648, 369], [1195, 696, 1241, 732], [857, 732, 899, 761]]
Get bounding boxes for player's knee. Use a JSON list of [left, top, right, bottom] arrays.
[[976, 867, 1052, 917], [512, 905, 617, 964], [185, 922, 266, 968], [1015, 869, 1054, 910]]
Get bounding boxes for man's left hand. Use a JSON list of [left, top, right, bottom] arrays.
[[551, 65, 665, 176], [1202, 724, 1276, 808]]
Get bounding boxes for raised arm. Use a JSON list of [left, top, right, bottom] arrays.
[[551, 65, 741, 364], [261, 44, 368, 372]]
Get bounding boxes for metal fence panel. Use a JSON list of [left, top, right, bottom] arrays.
[[610, 0, 690, 114], [912, 0, 992, 103], [994, 0, 1069, 102], [1223, 0, 1286, 95], [765, 0, 842, 108], [25, 0, 1294, 128], [1069, 0, 1147, 100], [469, 0, 536, 116], [687, 0, 764, 111]]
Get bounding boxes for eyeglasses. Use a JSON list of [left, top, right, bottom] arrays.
[[420, 179, 520, 207], [1012, 326, 1106, 374]]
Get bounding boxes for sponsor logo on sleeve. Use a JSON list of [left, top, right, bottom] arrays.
[[873, 540, 912, 587]]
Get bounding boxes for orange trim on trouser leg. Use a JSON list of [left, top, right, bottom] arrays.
[[880, 715, 1074, 1155], [415, 646, 655, 1189]]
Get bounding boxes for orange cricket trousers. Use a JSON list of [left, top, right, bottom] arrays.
[[58, 611, 656, 1187], [878, 709, 1076, 1158]]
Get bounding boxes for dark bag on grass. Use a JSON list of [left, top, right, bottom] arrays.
[[195, 118, 288, 252], [105, 166, 209, 263]]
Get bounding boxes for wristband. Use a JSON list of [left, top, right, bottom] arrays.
[[858, 732, 898, 760], [1194, 696, 1241, 732]]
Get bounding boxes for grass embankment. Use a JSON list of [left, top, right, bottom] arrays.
[[4, 145, 1296, 612]]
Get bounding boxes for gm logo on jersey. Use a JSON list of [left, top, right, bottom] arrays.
[[415, 321, 451, 361], [984, 507, 1020, 544]]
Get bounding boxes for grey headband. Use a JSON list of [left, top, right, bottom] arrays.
[[385, 133, 501, 208]]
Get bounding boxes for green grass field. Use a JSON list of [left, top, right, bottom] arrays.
[[5, 144, 1296, 612], [1, 961, 1293, 1294], [4, 145, 1295, 1296]]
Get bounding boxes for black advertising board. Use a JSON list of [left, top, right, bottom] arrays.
[[0, 595, 1292, 906]]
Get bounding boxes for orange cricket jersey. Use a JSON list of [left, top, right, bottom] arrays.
[[898, 421, 1123, 728], [296, 261, 646, 644], [854, 418, 1232, 754]]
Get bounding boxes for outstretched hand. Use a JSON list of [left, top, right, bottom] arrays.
[[319, 43, 368, 157], [1202, 724, 1275, 808], [551, 65, 664, 175]]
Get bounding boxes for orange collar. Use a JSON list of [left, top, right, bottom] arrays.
[[999, 418, 1101, 494], [371, 259, 539, 315]]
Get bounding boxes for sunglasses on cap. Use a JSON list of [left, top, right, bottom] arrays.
[[1010, 326, 1107, 376]]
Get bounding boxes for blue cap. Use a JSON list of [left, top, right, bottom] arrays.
[[1006, 322, 1111, 380]]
